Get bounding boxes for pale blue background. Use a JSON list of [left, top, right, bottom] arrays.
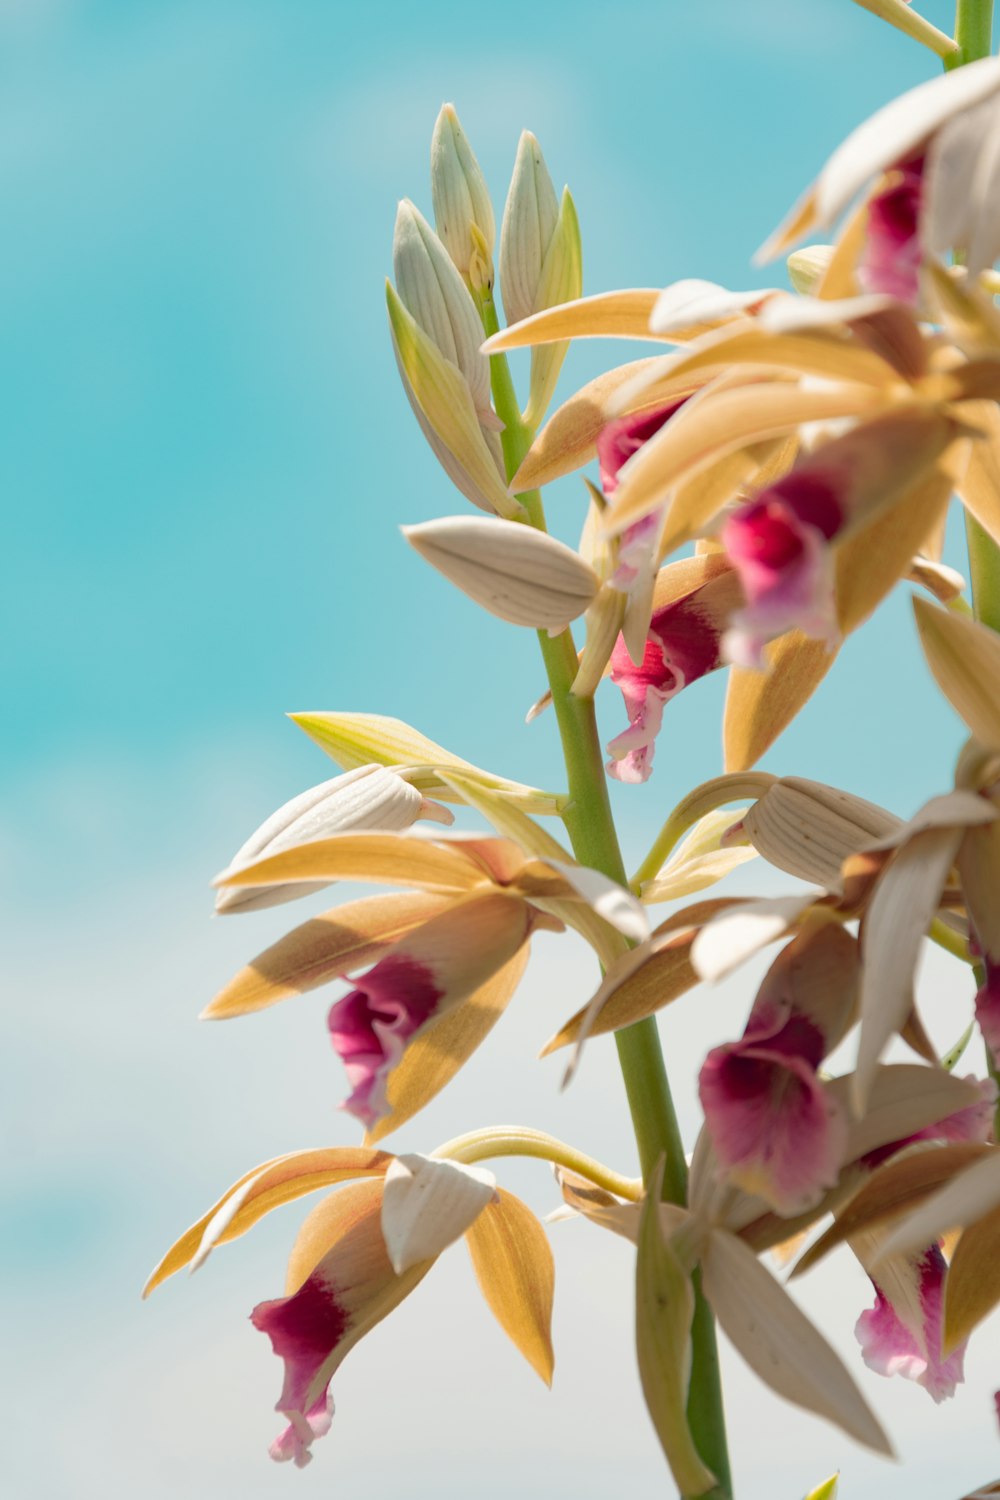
[[3, 2, 997, 1497]]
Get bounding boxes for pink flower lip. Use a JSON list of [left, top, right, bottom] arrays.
[[856, 1244, 966, 1403], [252, 1273, 347, 1466], [597, 400, 686, 496], [722, 469, 845, 665], [699, 1011, 847, 1214], [327, 955, 442, 1128], [859, 153, 925, 305], [605, 594, 725, 784]]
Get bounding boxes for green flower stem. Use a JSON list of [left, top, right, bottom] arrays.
[[479, 291, 732, 1498], [949, 0, 994, 65], [434, 1125, 642, 1199]]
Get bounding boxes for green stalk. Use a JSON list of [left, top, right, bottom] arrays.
[[948, 0, 994, 64], [479, 291, 732, 1498]]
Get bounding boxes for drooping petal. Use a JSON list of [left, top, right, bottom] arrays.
[[975, 959, 1000, 1068]]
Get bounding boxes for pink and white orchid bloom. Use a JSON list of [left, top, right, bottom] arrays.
[[760, 55, 1000, 297], [699, 924, 857, 1214], [327, 891, 537, 1129], [606, 555, 743, 783]]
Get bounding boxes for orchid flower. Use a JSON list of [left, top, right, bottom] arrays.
[[605, 554, 743, 783], [209, 826, 648, 1137], [145, 1144, 554, 1469]]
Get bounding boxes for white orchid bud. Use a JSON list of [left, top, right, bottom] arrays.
[[431, 104, 495, 296], [392, 198, 492, 419], [214, 765, 451, 915]]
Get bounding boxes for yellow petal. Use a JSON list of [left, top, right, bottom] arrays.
[[724, 631, 834, 772], [143, 1146, 391, 1295], [941, 1203, 1000, 1352], [791, 1143, 993, 1277], [640, 808, 758, 903], [465, 1188, 555, 1384], [957, 401, 1000, 548], [482, 288, 662, 352], [203, 890, 452, 1019], [914, 595, 1000, 749], [642, 324, 899, 392], [212, 830, 487, 896]]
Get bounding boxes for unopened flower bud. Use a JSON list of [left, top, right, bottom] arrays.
[[500, 131, 560, 328], [500, 133, 583, 428], [431, 104, 495, 297], [787, 244, 834, 296], [386, 280, 519, 517], [392, 198, 492, 419]]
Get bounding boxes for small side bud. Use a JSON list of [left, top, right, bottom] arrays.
[[403, 514, 600, 629], [499, 131, 560, 328], [431, 104, 495, 298], [787, 244, 835, 296], [392, 198, 492, 420], [387, 281, 519, 517]]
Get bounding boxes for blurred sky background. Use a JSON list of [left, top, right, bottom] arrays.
[[4, 1, 1000, 1496]]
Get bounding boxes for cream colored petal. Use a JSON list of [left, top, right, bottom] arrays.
[[690, 894, 818, 982], [641, 808, 757, 904], [643, 322, 899, 391], [742, 777, 900, 891], [832, 1064, 987, 1162], [854, 823, 966, 1110], [403, 515, 599, 629], [702, 1228, 892, 1455], [636, 1167, 718, 1497], [380, 1154, 496, 1274]]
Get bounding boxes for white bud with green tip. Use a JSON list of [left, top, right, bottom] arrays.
[[787, 244, 834, 295], [431, 104, 495, 297], [392, 198, 493, 421]]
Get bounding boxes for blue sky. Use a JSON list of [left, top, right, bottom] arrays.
[[5, 2, 999, 1497]]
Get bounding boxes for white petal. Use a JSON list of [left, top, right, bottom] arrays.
[[690, 894, 817, 982], [381, 1154, 497, 1275], [545, 859, 651, 941], [650, 279, 777, 336], [757, 292, 898, 335], [215, 766, 426, 914]]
